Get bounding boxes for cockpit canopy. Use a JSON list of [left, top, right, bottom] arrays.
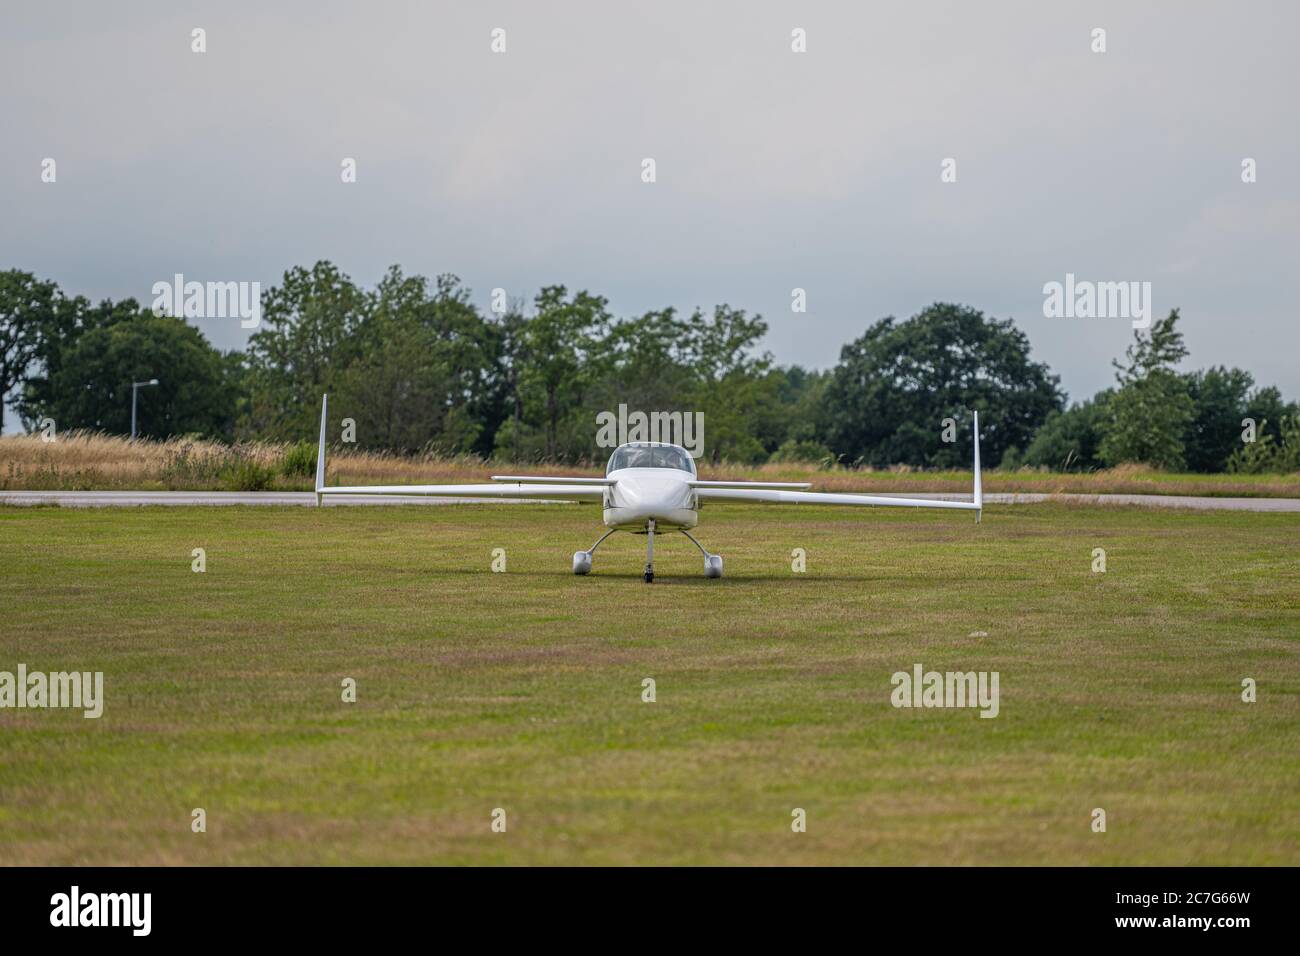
[[606, 443, 697, 475]]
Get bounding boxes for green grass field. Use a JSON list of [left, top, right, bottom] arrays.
[[1, 502, 1297, 865]]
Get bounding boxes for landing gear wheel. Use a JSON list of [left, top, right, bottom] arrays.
[[682, 531, 722, 579], [573, 530, 616, 576], [643, 519, 656, 584]]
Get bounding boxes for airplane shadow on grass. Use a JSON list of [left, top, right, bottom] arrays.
[[428, 567, 885, 584]]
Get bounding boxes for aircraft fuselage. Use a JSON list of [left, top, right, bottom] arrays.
[[602, 468, 699, 530]]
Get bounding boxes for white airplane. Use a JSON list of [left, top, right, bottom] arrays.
[[313, 396, 982, 582]]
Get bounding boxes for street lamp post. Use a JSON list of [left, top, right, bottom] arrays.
[[131, 379, 159, 440]]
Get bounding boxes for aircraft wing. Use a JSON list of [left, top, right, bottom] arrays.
[[693, 486, 979, 511], [694, 410, 984, 520], [490, 475, 614, 486], [321, 482, 606, 501], [688, 480, 811, 490], [313, 396, 606, 504]]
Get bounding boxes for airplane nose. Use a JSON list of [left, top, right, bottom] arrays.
[[618, 477, 692, 510]]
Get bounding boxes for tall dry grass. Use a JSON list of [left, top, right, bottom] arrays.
[[2, 431, 1298, 497], [0, 430, 540, 491], [0, 431, 285, 491]]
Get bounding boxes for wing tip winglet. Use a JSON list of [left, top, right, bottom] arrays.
[[316, 394, 328, 503]]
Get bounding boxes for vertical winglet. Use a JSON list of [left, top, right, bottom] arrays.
[[315, 394, 328, 506], [973, 410, 982, 523]]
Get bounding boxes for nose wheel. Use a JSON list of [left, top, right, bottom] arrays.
[[643, 519, 656, 583]]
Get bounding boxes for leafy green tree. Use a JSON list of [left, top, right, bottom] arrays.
[[755, 365, 828, 457], [1243, 385, 1296, 450], [515, 286, 610, 459], [676, 305, 773, 463], [1, 272, 117, 432], [1182, 366, 1256, 472], [24, 261, 1291, 476], [221, 350, 251, 432], [41, 312, 236, 438], [332, 269, 502, 453], [17, 291, 191, 428], [28, 296, 143, 413], [820, 303, 1063, 467], [1226, 416, 1300, 473], [769, 438, 833, 463], [569, 305, 777, 464], [244, 261, 371, 440], [572, 308, 697, 461], [1022, 391, 1113, 471], [1099, 310, 1193, 469], [591, 309, 698, 412], [0, 271, 59, 432], [492, 303, 532, 462]]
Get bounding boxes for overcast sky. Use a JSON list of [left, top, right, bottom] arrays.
[[3, 0, 1297, 431]]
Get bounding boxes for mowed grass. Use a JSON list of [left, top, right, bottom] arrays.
[[0, 502, 1297, 866]]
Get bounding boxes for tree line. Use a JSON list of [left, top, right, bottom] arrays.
[[2, 263, 1296, 472]]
